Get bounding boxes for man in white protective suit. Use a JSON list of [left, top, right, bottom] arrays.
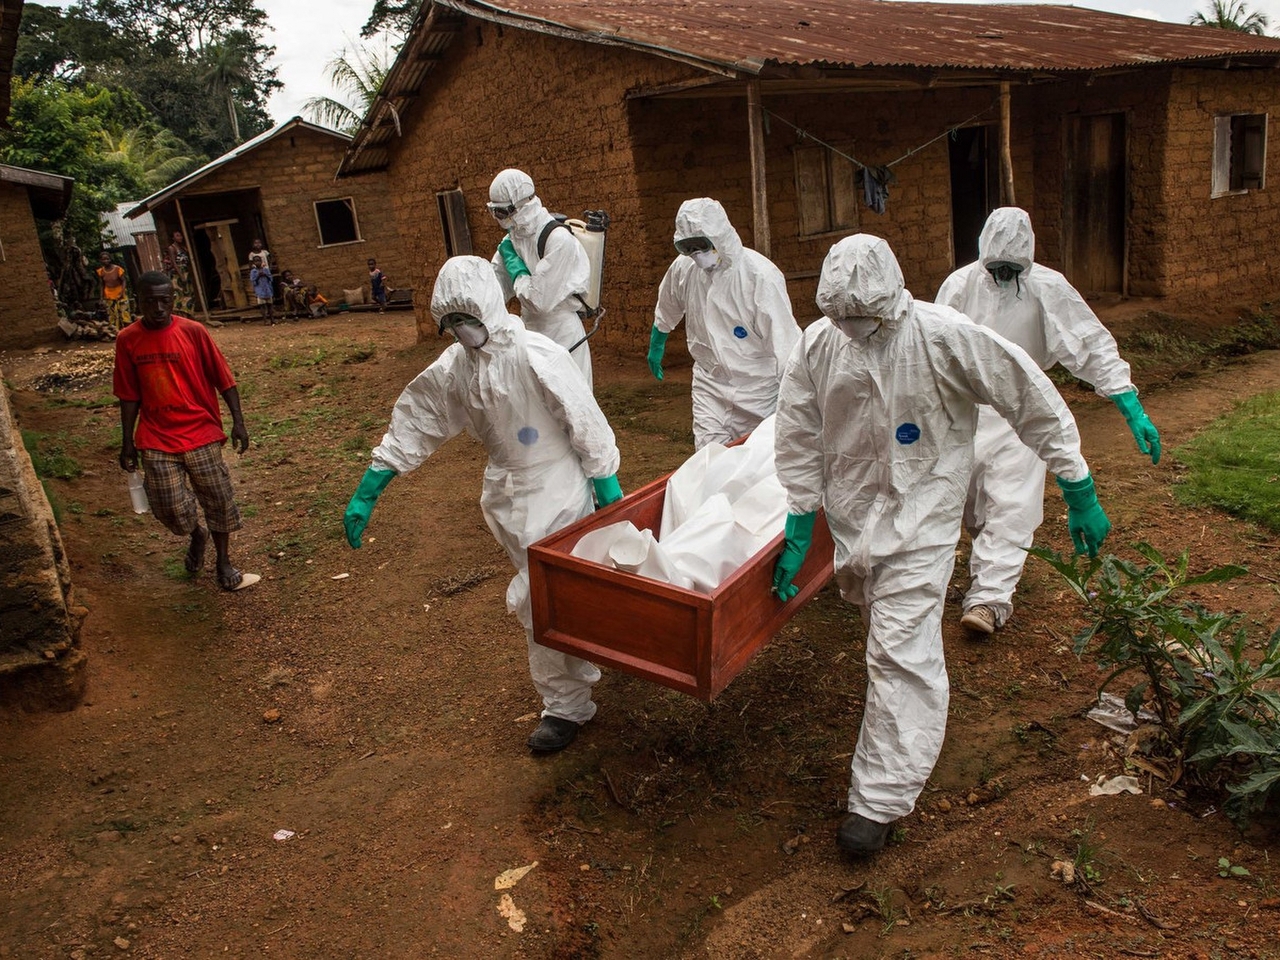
[[771, 234, 1111, 855], [489, 168, 595, 387], [342, 256, 623, 754], [647, 198, 801, 449], [936, 207, 1160, 638]]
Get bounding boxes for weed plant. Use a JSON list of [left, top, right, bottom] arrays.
[[1033, 543, 1280, 825], [20, 430, 83, 480]]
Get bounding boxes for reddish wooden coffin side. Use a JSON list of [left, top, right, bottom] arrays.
[[528, 471, 835, 701]]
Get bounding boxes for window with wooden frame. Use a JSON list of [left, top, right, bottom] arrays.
[[794, 143, 859, 237], [436, 188, 473, 257], [1212, 113, 1267, 197], [314, 197, 362, 246]]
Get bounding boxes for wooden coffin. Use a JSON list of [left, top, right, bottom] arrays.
[[528, 472, 835, 702]]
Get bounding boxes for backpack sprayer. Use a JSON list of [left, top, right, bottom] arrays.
[[537, 210, 610, 353]]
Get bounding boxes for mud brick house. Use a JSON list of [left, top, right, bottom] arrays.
[[337, 0, 1280, 346], [0, 163, 73, 350], [127, 117, 409, 317]]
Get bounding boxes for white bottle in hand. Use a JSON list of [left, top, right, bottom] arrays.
[[127, 470, 150, 514]]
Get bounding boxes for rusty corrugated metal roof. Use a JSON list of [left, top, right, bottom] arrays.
[[444, 0, 1280, 72], [338, 0, 1280, 176]]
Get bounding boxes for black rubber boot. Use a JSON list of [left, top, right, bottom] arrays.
[[527, 716, 580, 753], [836, 813, 892, 856]]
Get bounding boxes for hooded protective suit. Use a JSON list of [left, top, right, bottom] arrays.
[[654, 198, 800, 448], [370, 256, 620, 722], [775, 234, 1092, 823], [935, 207, 1136, 628], [489, 169, 594, 387]]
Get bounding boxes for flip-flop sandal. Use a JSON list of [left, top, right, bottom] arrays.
[[184, 528, 208, 575], [218, 569, 261, 592]]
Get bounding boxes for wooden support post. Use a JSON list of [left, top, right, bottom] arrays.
[[747, 79, 771, 258], [174, 197, 211, 321], [998, 80, 1016, 206]]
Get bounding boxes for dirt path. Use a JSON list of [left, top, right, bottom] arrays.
[[1, 315, 1278, 960]]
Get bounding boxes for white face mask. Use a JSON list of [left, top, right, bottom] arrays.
[[507, 203, 541, 236], [691, 249, 721, 272], [451, 322, 489, 349], [834, 317, 882, 339]]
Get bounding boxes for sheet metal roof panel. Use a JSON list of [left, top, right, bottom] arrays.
[[126, 117, 351, 218], [101, 201, 156, 246], [448, 0, 1280, 71]]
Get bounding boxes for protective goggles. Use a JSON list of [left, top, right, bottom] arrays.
[[674, 236, 714, 256], [486, 198, 528, 220], [437, 311, 481, 333]]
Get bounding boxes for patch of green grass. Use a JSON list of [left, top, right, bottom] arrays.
[[269, 346, 333, 369], [341, 434, 371, 455], [46, 392, 116, 410], [162, 557, 194, 581], [21, 430, 83, 480], [1174, 391, 1280, 532], [342, 343, 377, 364]]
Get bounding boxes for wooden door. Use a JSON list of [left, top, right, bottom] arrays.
[[1064, 113, 1126, 295], [201, 221, 246, 308]]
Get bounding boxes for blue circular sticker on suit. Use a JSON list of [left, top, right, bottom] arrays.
[[517, 426, 539, 445], [733, 326, 749, 339], [895, 422, 921, 445]]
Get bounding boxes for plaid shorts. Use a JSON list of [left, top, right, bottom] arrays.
[[140, 442, 242, 536]]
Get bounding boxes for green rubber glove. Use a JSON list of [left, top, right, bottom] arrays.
[[592, 474, 623, 507], [344, 466, 396, 548], [497, 235, 530, 283], [647, 326, 668, 381], [1111, 390, 1161, 465], [772, 512, 817, 601], [1056, 473, 1111, 558]]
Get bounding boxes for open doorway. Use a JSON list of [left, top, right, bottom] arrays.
[[948, 125, 997, 268]]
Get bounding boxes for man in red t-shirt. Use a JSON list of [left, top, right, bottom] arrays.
[[114, 271, 259, 591]]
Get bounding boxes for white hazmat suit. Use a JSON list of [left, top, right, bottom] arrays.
[[654, 198, 800, 448], [489, 168, 594, 386], [775, 235, 1093, 825], [936, 207, 1136, 629], [369, 256, 620, 724]]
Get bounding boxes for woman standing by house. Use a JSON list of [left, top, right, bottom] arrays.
[[166, 230, 194, 314]]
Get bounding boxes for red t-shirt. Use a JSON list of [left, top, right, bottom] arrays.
[[113, 315, 236, 453]]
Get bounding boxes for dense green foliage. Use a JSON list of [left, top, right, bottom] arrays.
[[1, 78, 150, 247], [14, 1, 279, 159], [3, 0, 281, 283], [361, 0, 418, 39], [1034, 544, 1280, 825], [1174, 391, 1280, 533]]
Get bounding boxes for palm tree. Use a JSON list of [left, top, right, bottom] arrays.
[[303, 37, 394, 135], [101, 127, 205, 193], [1189, 0, 1271, 35], [200, 42, 254, 142]]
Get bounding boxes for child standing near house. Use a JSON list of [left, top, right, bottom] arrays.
[[97, 251, 132, 330], [250, 256, 275, 325], [280, 270, 306, 319], [368, 258, 388, 313]]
